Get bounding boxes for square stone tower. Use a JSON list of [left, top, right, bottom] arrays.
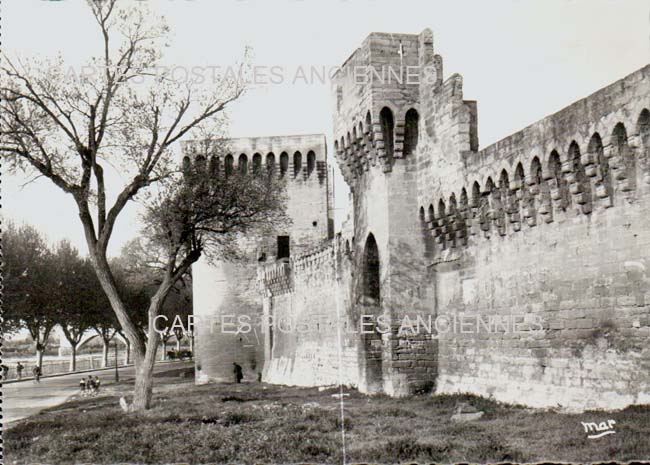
[[182, 134, 332, 384], [332, 30, 441, 395]]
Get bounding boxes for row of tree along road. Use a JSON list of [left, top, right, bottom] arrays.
[[3, 221, 193, 378]]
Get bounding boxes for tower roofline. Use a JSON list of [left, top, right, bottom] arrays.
[[182, 133, 326, 146], [334, 29, 433, 78], [181, 133, 328, 161]]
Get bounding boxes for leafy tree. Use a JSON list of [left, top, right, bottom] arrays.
[[171, 278, 193, 353], [88, 280, 120, 368], [139, 157, 288, 353], [51, 240, 101, 371], [2, 221, 59, 368], [0, 0, 286, 410], [118, 239, 193, 359], [160, 279, 192, 359]]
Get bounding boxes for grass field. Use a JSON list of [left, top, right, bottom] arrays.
[[5, 367, 650, 464]]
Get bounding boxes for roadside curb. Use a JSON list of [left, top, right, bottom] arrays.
[[1, 359, 192, 385]]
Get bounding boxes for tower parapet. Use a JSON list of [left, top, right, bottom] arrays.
[[332, 29, 477, 190], [333, 31, 423, 182], [182, 134, 327, 185], [181, 134, 332, 253]]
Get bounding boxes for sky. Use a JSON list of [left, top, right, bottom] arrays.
[[3, 0, 649, 258]]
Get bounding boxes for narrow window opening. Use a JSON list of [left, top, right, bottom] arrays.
[[307, 151, 316, 175], [363, 233, 380, 303], [277, 236, 290, 259], [380, 107, 394, 159], [225, 154, 234, 177], [294, 151, 302, 177], [252, 153, 262, 174], [238, 154, 248, 174], [280, 152, 289, 177], [404, 108, 419, 156]]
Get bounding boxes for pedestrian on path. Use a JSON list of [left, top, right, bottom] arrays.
[[233, 362, 243, 383], [32, 365, 41, 383], [93, 376, 101, 395], [16, 362, 24, 380]]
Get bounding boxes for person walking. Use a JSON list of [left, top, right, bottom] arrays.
[[16, 362, 24, 380], [80, 377, 87, 396], [32, 365, 41, 383], [93, 376, 101, 394], [233, 362, 243, 384], [87, 376, 96, 395]]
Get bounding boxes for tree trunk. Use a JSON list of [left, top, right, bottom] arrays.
[[176, 337, 181, 352], [84, 241, 194, 412], [35, 344, 44, 369], [69, 345, 77, 372], [87, 250, 146, 358], [131, 331, 160, 411], [161, 339, 167, 361], [189, 334, 194, 352], [129, 278, 178, 411], [102, 339, 109, 368]]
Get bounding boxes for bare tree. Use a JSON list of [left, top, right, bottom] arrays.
[[0, 0, 250, 410]]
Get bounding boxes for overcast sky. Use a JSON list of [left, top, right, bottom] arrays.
[[3, 0, 649, 257]]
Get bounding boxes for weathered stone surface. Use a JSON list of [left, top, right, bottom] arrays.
[[195, 29, 650, 412], [185, 134, 333, 384]]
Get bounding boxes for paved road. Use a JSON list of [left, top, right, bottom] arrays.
[[2, 361, 193, 425]]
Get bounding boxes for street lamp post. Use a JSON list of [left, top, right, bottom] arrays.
[[114, 340, 119, 382]]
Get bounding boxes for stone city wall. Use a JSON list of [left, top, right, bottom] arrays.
[[421, 64, 650, 409], [261, 237, 360, 388]]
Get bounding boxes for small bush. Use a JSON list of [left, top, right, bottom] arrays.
[[222, 410, 257, 426]]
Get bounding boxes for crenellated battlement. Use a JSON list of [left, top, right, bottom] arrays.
[[181, 134, 328, 184], [332, 30, 438, 183], [332, 29, 479, 191], [257, 235, 350, 297], [257, 259, 292, 296], [418, 64, 650, 252]]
